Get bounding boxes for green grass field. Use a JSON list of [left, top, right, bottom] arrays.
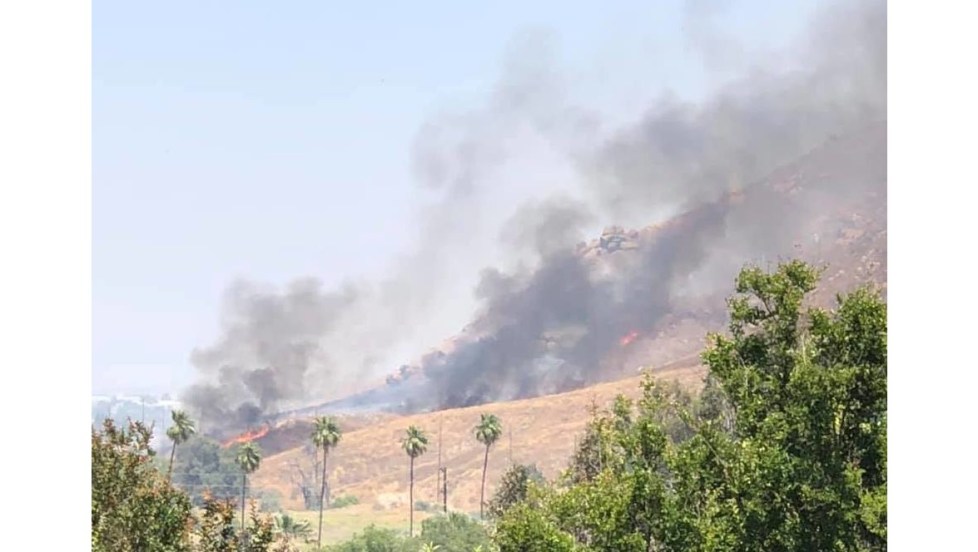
[[277, 504, 436, 549]]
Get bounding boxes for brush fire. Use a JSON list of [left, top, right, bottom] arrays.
[[619, 330, 640, 347], [222, 424, 271, 448]]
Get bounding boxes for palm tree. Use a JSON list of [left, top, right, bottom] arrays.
[[401, 425, 429, 537], [474, 413, 503, 519], [235, 441, 262, 541], [274, 513, 313, 542], [311, 415, 342, 549], [165, 410, 196, 482]]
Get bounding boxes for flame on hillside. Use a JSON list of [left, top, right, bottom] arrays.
[[619, 330, 640, 347], [222, 425, 270, 448]]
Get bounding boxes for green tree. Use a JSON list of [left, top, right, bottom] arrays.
[[700, 260, 887, 550], [166, 409, 197, 482], [194, 495, 286, 552], [418, 512, 492, 551], [312, 415, 343, 548], [494, 502, 577, 552], [169, 434, 240, 505], [473, 413, 503, 519], [401, 425, 430, 537], [235, 441, 263, 544], [195, 495, 239, 552], [491, 260, 887, 551], [91, 418, 193, 551], [487, 464, 545, 519]]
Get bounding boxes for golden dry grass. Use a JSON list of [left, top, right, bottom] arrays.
[[251, 361, 707, 514]]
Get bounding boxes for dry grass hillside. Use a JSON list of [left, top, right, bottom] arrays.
[[251, 358, 706, 513]]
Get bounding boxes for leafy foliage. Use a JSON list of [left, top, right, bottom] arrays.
[[236, 442, 262, 475], [190, 495, 289, 552], [493, 502, 577, 552], [323, 514, 493, 552], [169, 436, 242, 505], [91, 419, 193, 552], [194, 496, 238, 552], [92, 417, 298, 552], [492, 261, 887, 551], [487, 464, 545, 520], [402, 426, 430, 459], [418, 512, 492, 551], [474, 414, 503, 448], [330, 495, 360, 509], [312, 416, 343, 450]]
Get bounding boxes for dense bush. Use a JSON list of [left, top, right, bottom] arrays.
[[169, 435, 242, 506], [418, 512, 492, 550], [323, 513, 493, 552], [487, 464, 545, 520], [330, 494, 360, 509]]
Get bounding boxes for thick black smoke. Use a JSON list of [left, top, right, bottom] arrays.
[[183, 0, 886, 433], [393, 0, 886, 409], [400, 198, 732, 409]]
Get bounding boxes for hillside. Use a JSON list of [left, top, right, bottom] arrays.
[[250, 358, 706, 513], [243, 123, 887, 522], [305, 121, 886, 418]]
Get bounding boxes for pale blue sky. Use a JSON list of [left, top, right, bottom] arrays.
[[93, 1, 819, 396]]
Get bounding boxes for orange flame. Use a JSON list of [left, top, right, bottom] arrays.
[[222, 425, 271, 448], [619, 330, 640, 347]]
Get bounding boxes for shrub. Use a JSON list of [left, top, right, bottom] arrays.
[[330, 494, 360, 509], [419, 512, 492, 551], [487, 464, 545, 519], [324, 524, 415, 552]]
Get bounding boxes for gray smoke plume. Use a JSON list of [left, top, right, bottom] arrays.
[[393, 0, 886, 409], [183, 0, 886, 433]]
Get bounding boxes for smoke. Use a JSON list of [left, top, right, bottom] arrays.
[[397, 0, 886, 409], [183, 0, 886, 433]]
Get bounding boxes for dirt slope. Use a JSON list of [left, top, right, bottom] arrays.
[[251, 359, 705, 512]]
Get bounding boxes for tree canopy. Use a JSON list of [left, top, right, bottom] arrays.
[[402, 426, 430, 459], [474, 414, 503, 448], [493, 260, 887, 551]]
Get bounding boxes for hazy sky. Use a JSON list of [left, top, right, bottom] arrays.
[[93, 0, 820, 396]]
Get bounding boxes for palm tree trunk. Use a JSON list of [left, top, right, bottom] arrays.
[[409, 456, 415, 537], [480, 445, 489, 519], [318, 448, 328, 548], [167, 443, 177, 483], [241, 473, 247, 545]]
